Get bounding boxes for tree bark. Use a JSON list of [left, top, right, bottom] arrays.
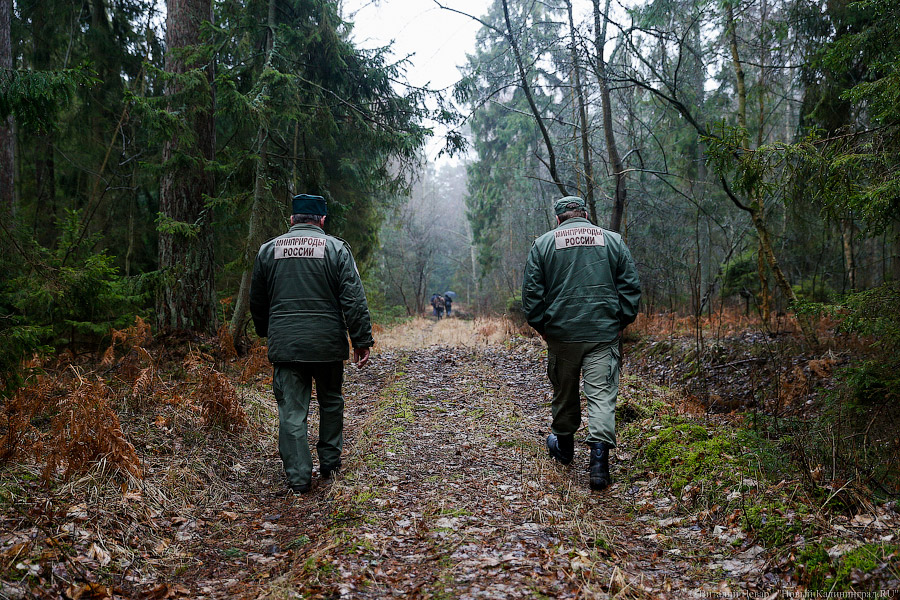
[[0, 0, 14, 216], [32, 0, 55, 239], [757, 235, 770, 322], [157, 0, 217, 333], [591, 0, 626, 232], [893, 224, 900, 283], [724, 1, 747, 134], [565, 0, 596, 222], [841, 218, 856, 291], [230, 0, 276, 340]]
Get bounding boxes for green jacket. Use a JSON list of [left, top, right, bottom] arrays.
[[249, 223, 374, 363], [522, 217, 641, 342]]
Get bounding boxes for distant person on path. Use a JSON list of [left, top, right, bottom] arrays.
[[522, 196, 641, 491], [432, 293, 445, 319], [444, 293, 453, 316], [249, 194, 373, 495], [430, 293, 439, 317]]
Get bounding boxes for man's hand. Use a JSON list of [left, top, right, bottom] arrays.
[[353, 347, 370, 369]]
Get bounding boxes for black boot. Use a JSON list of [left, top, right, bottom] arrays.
[[546, 433, 574, 465], [589, 442, 612, 491], [321, 460, 341, 480]]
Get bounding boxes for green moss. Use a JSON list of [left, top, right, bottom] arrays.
[[465, 408, 486, 419], [744, 502, 808, 546], [285, 535, 310, 549], [645, 340, 673, 358], [798, 544, 832, 590], [352, 490, 375, 505], [798, 542, 899, 592], [615, 399, 651, 424], [834, 543, 899, 590], [438, 507, 471, 517], [642, 422, 743, 495]]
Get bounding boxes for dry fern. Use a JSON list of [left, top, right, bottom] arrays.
[[778, 365, 811, 406], [808, 357, 835, 379], [217, 323, 238, 361], [103, 316, 153, 366], [196, 368, 248, 434], [43, 379, 143, 481], [0, 376, 54, 464], [239, 341, 270, 383], [131, 366, 156, 401], [183, 347, 215, 374]]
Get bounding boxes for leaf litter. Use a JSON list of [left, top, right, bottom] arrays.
[[1, 317, 897, 598]]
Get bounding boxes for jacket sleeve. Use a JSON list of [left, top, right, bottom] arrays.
[[336, 245, 375, 349], [522, 242, 548, 335], [615, 243, 641, 329], [248, 248, 270, 338]]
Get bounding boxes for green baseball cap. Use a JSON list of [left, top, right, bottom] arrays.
[[553, 196, 586, 215]]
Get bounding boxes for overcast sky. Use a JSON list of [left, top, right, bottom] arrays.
[[342, 0, 487, 91], [341, 0, 490, 162]]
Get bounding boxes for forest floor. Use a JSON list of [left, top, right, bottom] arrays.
[[1, 317, 898, 599]]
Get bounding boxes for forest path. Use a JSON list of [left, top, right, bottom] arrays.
[[182, 319, 765, 598]]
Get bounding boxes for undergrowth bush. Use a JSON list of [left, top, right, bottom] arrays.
[[792, 283, 900, 500], [801, 283, 900, 406], [239, 340, 270, 383], [0, 376, 142, 481], [9, 210, 146, 346], [44, 379, 143, 480], [196, 367, 248, 433], [1, 211, 147, 398]]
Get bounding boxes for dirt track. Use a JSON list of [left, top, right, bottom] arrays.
[[178, 319, 784, 598], [5, 319, 895, 599]]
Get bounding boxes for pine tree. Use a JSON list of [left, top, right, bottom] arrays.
[[157, 0, 217, 333], [0, 0, 13, 215]]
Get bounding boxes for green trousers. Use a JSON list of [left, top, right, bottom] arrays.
[[272, 362, 344, 489], [546, 339, 620, 447]]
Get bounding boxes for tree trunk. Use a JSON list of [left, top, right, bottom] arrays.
[[893, 224, 900, 283], [724, 1, 747, 134], [32, 0, 55, 240], [500, 0, 568, 197], [157, 0, 217, 333], [230, 0, 276, 340], [757, 0, 768, 148], [757, 236, 770, 322], [841, 218, 856, 291], [752, 209, 817, 344], [726, 0, 777, 327], [0, 0, 14, 216], [591, 0, 626, 232], [565, 0, 596, 222], [229, 129, 269, 340]]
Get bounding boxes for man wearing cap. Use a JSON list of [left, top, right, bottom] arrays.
[[522, 196, 641, 491], [249, 194, 374, 495]]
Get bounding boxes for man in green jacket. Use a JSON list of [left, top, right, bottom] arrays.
[[522, 196, 641, 491], [249, 194, 374, 495]]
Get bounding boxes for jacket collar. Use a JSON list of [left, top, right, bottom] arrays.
[[288, 223, 325, 234], [555, 216, 595, 230]]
